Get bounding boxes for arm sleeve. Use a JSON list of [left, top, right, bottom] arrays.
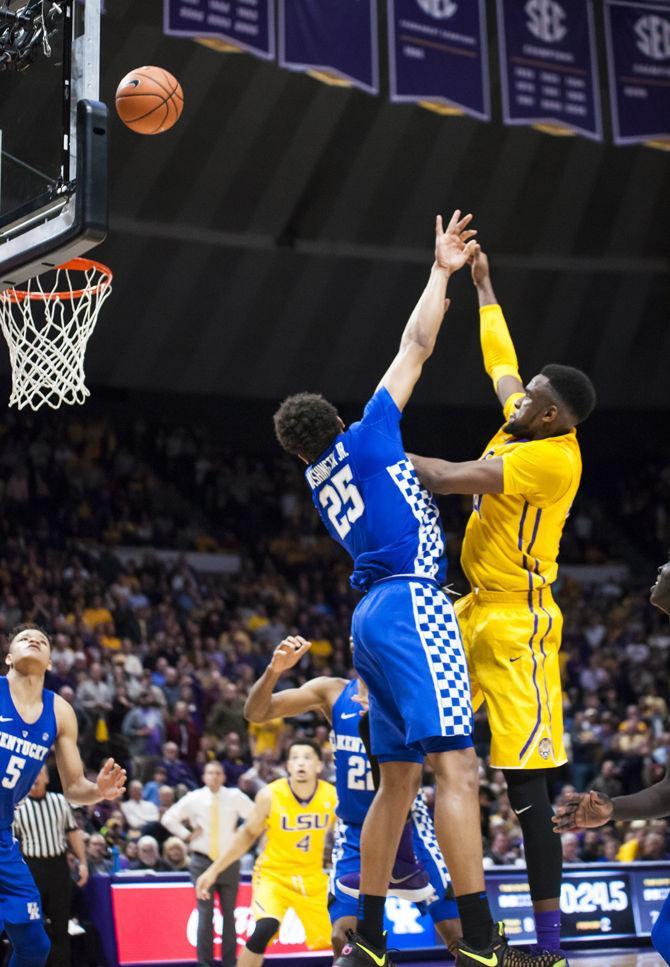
[[501, 441, 573, 507], [480, 304, 521, 389]]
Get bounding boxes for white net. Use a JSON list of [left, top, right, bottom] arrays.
[[0, 259, 112, 411]]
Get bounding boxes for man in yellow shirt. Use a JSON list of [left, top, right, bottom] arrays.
[[411, 246, 596, 965], [196, 740, 336, 965]]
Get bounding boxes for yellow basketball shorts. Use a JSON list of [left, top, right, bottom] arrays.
[[251, 869, 331, 950], [455, 588, 567, 770]]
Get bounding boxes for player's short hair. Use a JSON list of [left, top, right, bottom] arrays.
[[7, 624, 52, 652], [273, 393, 341, 462], [541, 364, 596, 425], [286, 739, 323, 761]]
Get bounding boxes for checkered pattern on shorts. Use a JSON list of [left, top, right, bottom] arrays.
[[409, 582, 472, 736], [387, 460, 444, 578], [411, 791, 449, 890], [329, 819, 347, 894]]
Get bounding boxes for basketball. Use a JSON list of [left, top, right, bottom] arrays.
[[115, 66, 183, 135]]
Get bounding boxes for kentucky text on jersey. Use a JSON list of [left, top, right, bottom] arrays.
[[0, 732, 49, 762], [332, 733, 367, 754], [305, 388, 447, 592]]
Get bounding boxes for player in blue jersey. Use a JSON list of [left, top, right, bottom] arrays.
[[274, 212, 546, 967], [0, 625, 126, 967], [244, 635, 461, 958]]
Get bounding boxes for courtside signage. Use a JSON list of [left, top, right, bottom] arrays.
[[605, 0, 670, 146], [388, 0, 490, 120], [164, 0, 275, 60], [497, 0, 603, 140]]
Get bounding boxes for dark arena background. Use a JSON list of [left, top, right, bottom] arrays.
[[0, 1, 669, 965]]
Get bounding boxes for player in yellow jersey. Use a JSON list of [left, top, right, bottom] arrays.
[[196, 740, 336, 965], [410, 246, 596, 967]]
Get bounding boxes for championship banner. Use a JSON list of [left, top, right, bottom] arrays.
[[497, 0, 603, 140], [605, 0, 670, 148], [164, 0, 275, 61], [278, 0, 379, 94], [388, 0, 490, 120]]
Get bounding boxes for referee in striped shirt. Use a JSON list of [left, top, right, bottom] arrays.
[[13, 765, 88, 967]]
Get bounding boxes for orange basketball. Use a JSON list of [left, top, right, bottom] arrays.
[[115, 66, 184, 135]]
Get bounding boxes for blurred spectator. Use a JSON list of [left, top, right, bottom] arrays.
[[163, 836, 189, 871], [87, 834, 112, 875], [136, 835, 170, 872], [120, 780, 160, 830]]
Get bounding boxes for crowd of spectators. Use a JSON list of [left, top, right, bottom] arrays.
[[1, 408, 669, 886]]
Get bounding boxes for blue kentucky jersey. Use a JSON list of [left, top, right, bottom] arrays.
[[305, 387, 447, 593], [0, 677, 57, 830], [331, 679, 375, 825]]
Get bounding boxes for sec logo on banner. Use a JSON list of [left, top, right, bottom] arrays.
[[415, 0, 457, 19], [525, 0, 567, 44], [635, 15, 670, 61]]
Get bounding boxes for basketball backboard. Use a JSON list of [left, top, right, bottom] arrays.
[[0, 0, 108, 290]]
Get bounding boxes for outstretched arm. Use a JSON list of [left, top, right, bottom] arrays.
[[409, 453, 503, 496], [553, 773, 670, 832], [378, 211, 477, 412], [195, 787, 272, 899], [54, 696, 126, 806], [470, 246, 524, 407], [244, 636, 345, 724]]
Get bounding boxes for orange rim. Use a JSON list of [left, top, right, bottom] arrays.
[[1, 258, 113, 303]]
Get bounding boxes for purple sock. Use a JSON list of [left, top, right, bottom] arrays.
[[393, 820, 416, 868], [535, 909, 561, 952]]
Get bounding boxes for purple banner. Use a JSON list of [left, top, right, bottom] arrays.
[[605, 0, 670, 146], [388, 0, 490, 120], [497, 0, 602, 140], [164, 0, 274, 61], [278, 0, 379, 94]]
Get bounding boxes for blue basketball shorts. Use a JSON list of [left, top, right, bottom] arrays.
[[351, 577, 473, 763], [0, 832, 43, 929], [328, 811, 458, 925]]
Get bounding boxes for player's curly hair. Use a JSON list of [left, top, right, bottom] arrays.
[[542, 364, 596, 425], [273, 393, 341, 463]]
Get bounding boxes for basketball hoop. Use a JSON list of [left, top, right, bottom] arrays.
[[0, 257, 112, 411]]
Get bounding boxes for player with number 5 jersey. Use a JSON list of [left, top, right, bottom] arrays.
[[274, 213, 547, 967], [0, 625, 126, 967]]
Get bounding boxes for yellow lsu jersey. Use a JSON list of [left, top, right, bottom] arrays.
[[254, 778, 336, 882], [461, 393, 582, 592]]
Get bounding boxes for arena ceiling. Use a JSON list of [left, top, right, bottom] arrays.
[[13, 0, 670, 410]]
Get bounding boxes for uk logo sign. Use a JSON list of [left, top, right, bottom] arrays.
[[635, 15, 670, 61], [416, 0, 458, 19], [525, 0, 567, 44], [27, 902, 40, 920]]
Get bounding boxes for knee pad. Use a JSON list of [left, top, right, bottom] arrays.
[[6, 921, 51, 967], [246, 917, 280, 955], [503, 769, 562, 902]]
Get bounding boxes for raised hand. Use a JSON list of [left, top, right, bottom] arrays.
[[95, 758, 126, 801], [269, 636, 312, 675], [552, 791, 614, 833], [434, 210, 478, 274], [469, 244, 491, 287]]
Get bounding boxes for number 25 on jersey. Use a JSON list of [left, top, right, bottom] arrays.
[[319, 466, 364, 540]]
